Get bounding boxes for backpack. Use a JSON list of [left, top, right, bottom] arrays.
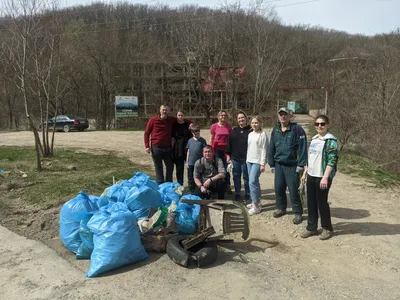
[[197, 157, 219, 174]]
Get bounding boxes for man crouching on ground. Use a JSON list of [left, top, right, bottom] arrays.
[[193, 145, 226, 199]]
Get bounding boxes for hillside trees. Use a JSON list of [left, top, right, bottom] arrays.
[[2, 0, 54, 169], [0, 1, 399, 172], [244, 4, 288, 114], [1, 0, 77, 167]]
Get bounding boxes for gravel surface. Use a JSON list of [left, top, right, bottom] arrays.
[[0, 130, 399, 300]]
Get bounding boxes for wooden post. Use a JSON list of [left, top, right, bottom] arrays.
[[161, 65, 164, 104], [144, 91, 147, 116], [144, 65, 147, 116], [189, 90, 192, 115], [276, 91, 280, 112]]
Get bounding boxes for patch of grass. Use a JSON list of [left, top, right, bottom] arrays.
[[0, 146, 155, 208], [0, 147, 34, 162], [339, 150, 400, 186]]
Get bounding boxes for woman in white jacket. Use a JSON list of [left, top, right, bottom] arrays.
[[246, 116, 268, 215]]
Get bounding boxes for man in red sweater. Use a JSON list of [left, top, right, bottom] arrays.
[[144, 104, 176, 184]]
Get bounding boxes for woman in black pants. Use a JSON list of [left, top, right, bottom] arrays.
[[300, 115, 338, 240], [172, 110, 192, 185]]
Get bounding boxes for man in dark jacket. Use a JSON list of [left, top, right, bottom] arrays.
[[268, 107, 307, 224]]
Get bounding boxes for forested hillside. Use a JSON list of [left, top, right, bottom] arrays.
[[0, 1, 399, 172]]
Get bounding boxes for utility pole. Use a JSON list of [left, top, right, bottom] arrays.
[[322, 87, 328, 114]]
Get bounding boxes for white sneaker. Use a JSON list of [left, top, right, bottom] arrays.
[[247, 203, 262, 209], [248, 206, 261, 216]]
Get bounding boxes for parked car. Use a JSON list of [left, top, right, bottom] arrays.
[[45, 115, 89, 132]]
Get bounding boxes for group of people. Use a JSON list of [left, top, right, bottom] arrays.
[[144, 104, 339, 240]]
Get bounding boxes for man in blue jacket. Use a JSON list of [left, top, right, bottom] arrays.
[[268, 107, 307, 224]]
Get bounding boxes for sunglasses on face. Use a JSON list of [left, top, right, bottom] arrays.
[[314, 122, 326, 127]]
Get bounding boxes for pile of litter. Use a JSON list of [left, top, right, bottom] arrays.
[[59, 172, 201, 277]]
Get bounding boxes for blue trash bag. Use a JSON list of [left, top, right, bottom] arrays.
[[60, 192, 108, 254], [158, 182, 181, 206], [129, 172, 158, 190], [86, 202, 148, 278], [175, 195, 202, 234], [163, 191, 180, 206], [124, 185, 163, 219], [158, 182, 181, 193], [76, 217, 94, 260], [89, 195, 109, 209], [106, 181, 135, 202], [120, 180, 136, 188]]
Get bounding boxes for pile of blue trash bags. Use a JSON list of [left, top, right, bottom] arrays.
[[59, 172, 201, 277]]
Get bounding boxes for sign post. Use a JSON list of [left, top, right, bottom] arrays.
[[115, 96, 139, 128]]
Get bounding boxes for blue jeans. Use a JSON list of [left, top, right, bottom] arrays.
[[247, 162, 261, 204], [231, 159, 250, 197]]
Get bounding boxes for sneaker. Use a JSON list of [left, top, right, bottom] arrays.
[[235, 194, 241, 201], [246, 203, 262, 209], [292, 214, 303, 225], [244, 194, 250, 201], [319, 229, 333, 240], [300, 230, 318, 238], [273, 209, 286, 218], [248, 206, 261, 216]]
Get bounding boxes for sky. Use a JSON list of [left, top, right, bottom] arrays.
[[61, 0, 400, 36]]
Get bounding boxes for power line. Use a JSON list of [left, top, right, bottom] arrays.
[[0, 12, 182, 32], [59, 0, 323, 37], [0, 0, 159, 22], [275, 0, 321, 8], [0, 0, 324, 36], [61, 14, 218, 36]]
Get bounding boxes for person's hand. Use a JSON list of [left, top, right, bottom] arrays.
[[270, 167, 275, 173], [203, 178, 212, 188], [296, 166, 304, 173], [200, 186, 207, 194], [301, 173, 307, 184], [260, 165, 265, 173], [320, 177, 328, 190], [145, 147, 150, 153]]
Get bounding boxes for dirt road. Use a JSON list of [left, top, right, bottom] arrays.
[[1, 130, 399, 300]]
